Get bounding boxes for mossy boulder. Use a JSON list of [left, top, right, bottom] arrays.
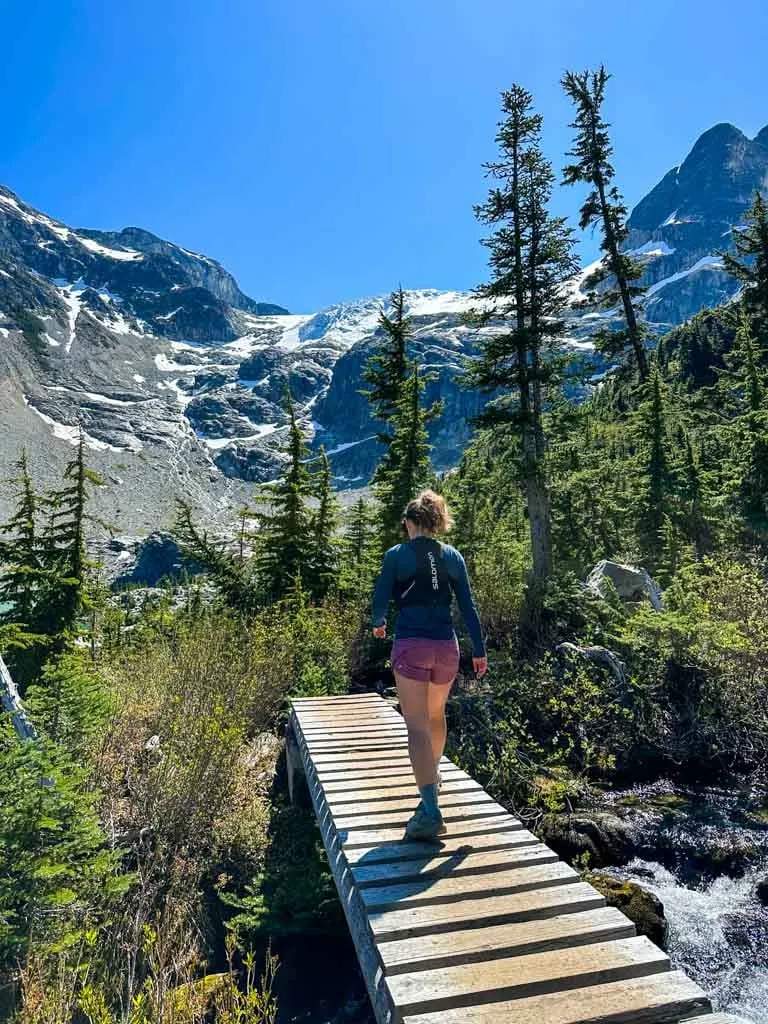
[[587, 873, 669, 949], [538, 812, 633, 868]]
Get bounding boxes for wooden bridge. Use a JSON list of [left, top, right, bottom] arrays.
[[288, 693, 741, 1024]]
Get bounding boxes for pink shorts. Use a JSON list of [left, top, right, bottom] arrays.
[[392, 637, 460, 685]]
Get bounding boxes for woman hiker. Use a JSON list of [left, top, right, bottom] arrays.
[[371, 490, 488, 840]]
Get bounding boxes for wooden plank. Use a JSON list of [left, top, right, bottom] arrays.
[[292, 694, 379, 704], [378, 907, 636, 975], [329, 789, 497, 818], [301, 724, 406, 736], [310, 749, 416, 765], [352, 844, 557, 888], [304, 736, 409, 750], [368, 881, 606, 942], [390, 936, 670, 1016], [319, 770, 469, 792], [323, 779, 482, 804], [400, 970, 711, 1024], [342, 828, 537, 867], [339, 814, 525, 851], [333, 801, 509, 832], [309, 745, 411, 761], [361, 860, 578, 912]]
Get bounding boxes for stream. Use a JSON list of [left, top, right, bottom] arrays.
[[602, 780, 768, 1023]]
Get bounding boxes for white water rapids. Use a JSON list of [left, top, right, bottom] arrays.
[[618, 859, 768, 1023]]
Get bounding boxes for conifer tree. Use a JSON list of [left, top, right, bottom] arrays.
[[635, 368, 675, 567], [306, 446, 339, 600], [0, 451, 41, 632], [339, 497, 379, 602], [562, 67, 649, 381], [42, 432, 104, 641], [716, 311, 768, 525], [174, 501, 260, 613], [465, 84, 578, 586], [375, 364, 436, 546], [722, 191, 768, 341], [256, 391, 313, 601], [362, 286, 411, 443]]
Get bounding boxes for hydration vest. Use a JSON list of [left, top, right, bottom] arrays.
[[394, 540, 452, 610]]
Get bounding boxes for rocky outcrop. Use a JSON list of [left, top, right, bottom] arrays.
[[112, 533, 204, 588], [586, 560, 662, 609], [586, 873, 669, 950], [538, 812, 634, 868]]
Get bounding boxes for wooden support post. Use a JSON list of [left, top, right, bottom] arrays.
[[285, 718, 310, 807]]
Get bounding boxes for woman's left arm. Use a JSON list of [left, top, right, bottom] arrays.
[[371, 547, 398, 635]]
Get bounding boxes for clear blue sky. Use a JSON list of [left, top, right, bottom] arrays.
[[2, 0, 766, 312]]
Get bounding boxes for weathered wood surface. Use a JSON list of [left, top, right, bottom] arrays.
[[290, 693, 726, 1024]]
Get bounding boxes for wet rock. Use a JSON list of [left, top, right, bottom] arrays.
[[538, 812, 634, 868], [757, 879, 768, 905], [587, 872, 669, 949]]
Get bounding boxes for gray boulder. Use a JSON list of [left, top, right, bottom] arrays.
[[586, 560, 662, 610]]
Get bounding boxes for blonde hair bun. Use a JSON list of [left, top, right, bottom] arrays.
[[404, 490, 453, 535]]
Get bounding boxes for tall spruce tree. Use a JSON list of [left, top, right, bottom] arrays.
[[362, 286, 411, 444], [374, 364, 436, 547], [716, 311, 768, 525], [722, 191, 768, 341], [465, 84, 578, 586], [634, 368, 675, 568], [256, 391, 313, 601], [0, 451, 42, 630], [339, 497, 379, 601], [562, 67, 649, 381], [42, 432, 104, 641], [306, 446, 339, 600]]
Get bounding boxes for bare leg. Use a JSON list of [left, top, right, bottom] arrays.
[[426, 680, 452, 770], [395, 672, 437, 787]]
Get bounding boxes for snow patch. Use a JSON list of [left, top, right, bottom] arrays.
[[629, 241, 677, 258], [645, 255, 727, 301], [76, 236, 142, 261], [133, 373, 146, 383], [26, 402, 141, 453]]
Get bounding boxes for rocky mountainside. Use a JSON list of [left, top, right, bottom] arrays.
[[1, 121, 766, 537]]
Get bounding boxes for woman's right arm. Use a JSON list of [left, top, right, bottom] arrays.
[[371, 547, 398, 634]]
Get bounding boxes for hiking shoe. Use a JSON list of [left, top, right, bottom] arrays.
[[404, 804, 446, 840]]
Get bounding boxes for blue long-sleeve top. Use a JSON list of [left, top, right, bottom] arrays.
[[371, 538, 486, 657]]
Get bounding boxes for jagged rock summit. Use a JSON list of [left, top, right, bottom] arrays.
[[1, 119, 766, 535], [625, 123, 768, 323]]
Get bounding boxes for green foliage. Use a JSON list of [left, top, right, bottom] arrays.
[[721, 190, 768, 342], [0, 730, 123, 972], [361, 286, 410, 442], [227, 804, 344, 941], [374, 364, 437, 547], [256, 392, 314, 602], [306, 447, 340, 601]]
